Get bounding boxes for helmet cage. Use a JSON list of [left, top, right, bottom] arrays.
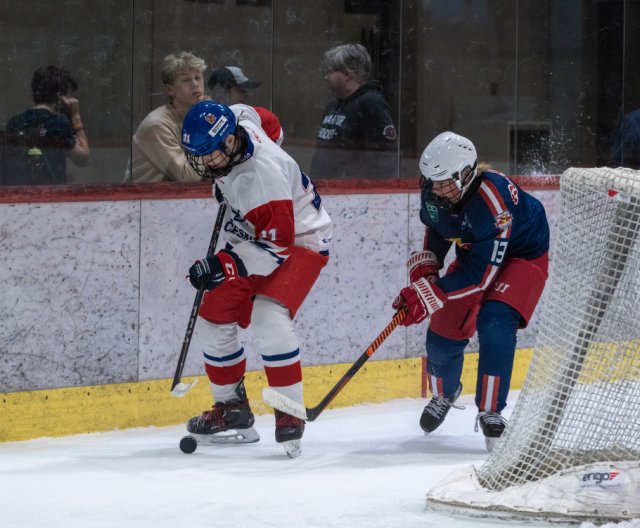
[[185, 143, 234, 180], [185, 125, 249, 180], [422, 161, 477, 209]]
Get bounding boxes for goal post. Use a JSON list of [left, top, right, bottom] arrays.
[[426, 167, 640, 524]]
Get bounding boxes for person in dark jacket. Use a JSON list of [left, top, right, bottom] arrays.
[[3, 66, 89, 185], [607, 107, 640, 170], [309, 43, 397, 179]]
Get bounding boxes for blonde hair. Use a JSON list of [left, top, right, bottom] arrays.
[[161, 51, 206, 85]]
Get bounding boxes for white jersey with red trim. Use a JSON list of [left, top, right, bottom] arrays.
[[252, 106, 284, 146], [215, 104, 332, 277]]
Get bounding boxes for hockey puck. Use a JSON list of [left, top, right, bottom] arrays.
[[179, 435, 198, 454]]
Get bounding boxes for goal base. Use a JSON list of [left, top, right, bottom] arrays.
[[426, 461, 640, 524]]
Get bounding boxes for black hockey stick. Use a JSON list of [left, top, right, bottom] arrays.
[[262, 309, 406, 421], [171, 202, 227, 397]]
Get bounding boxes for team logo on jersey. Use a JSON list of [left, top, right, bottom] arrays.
[[383, 125, 397, 140], [204, 113, 216, 124], [494, 210, 513, 230], [425, 202, 438, 222], [508, 182, 519, 204], [461, 214, 472, 231], [447, 237, 472, 250]]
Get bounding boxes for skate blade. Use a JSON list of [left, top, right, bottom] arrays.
[[171, 378, 199, 398], [262, 387, 308, 421], [281, 439, 301, 458], [192, 426, 260, 445], [484, 436, 500, 452]]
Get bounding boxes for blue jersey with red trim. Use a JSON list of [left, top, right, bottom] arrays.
[[419, 170, 549, 299]]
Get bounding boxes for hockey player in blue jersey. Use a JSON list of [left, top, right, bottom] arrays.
[[392, 131, 549, 451]]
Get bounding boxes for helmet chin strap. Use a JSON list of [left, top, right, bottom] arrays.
[[453, 162, 478, 198]]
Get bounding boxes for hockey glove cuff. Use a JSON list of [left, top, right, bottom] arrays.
[[407, 250, 440, 283], [392, 276, 446, 326], [188, 250, 247, 291]]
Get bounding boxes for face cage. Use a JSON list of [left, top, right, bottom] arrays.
[[421, 163, 477, 209], [185, 147, 235, 180], [423, 184, 458, 209]]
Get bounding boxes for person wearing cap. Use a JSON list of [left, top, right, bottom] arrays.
[[126, 55, 281, 183], [208, 66, 284, 146], [208, 66, 261, 106]]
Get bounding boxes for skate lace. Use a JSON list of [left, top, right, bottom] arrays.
[[201, 399, 246, 427], [474, 412, 508, 432], [200, 405, 227, 427], [425, 394, 465, 419], [425, 397, 451, 419]]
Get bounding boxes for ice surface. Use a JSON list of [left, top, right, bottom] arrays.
[[1, 395, 638, 528]]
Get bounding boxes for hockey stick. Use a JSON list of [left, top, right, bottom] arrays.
[[262, 309, 406, 421], [171, 202, 227, 397]]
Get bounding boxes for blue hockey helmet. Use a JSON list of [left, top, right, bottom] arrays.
[[181, 101, 237, 157]]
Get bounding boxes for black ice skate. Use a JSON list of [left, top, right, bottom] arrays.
[[275, 409, 305, 458], [475, 411, 507, 452], [419, 383, 463, 433], [186, 378, 260, 444]]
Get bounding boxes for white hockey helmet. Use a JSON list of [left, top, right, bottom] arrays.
[[419, 131, 478, 205]]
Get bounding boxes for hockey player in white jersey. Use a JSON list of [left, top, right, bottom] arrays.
[[181, 101, 332, 457]]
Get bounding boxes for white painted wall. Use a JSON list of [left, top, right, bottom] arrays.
[[0, 191, 560, 392]]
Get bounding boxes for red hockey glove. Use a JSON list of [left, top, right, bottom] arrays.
[[392, 276, 446, 326], [188, 250, 247, 291], [407, 250, 440, 283]]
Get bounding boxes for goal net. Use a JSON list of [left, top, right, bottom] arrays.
[[427, 167, 640, 524]]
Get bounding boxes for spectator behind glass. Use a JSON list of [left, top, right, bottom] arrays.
[[3, 66, 90, 185], [607, 107, 640, 170], [208, 66, 261, 105], [208, 66, 285, 147], [309, 43, 397, 180], [126, 51, 207, 183]]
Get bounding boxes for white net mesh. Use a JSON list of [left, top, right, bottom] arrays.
[[427, 167, 640, 522], [477, 167, 640, 491]]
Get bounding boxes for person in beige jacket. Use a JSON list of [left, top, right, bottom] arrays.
[[126, 51, 207, 182]]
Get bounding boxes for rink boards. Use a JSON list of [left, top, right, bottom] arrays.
[[1, 349, 534, 441], [0, 182, 555, 441]]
